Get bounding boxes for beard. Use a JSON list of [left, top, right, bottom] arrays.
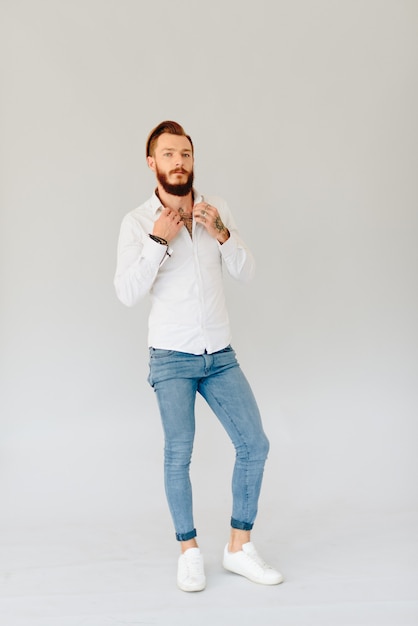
[[156, 165, 194, 196]]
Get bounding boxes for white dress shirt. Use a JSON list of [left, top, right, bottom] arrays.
[[114, 190, 255, 355]]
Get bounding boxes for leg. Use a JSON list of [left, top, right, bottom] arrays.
[[149, 351, 206, 591], [198, 347, 283, 585], [197, 347, 270, 539], [153, 376, 198, 542], [148, 349, 199, 543]]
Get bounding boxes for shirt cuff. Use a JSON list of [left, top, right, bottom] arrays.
[[218, 234, 237, 256], [143, 234, 171, 264]]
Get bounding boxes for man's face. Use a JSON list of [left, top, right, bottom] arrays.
[[148, 133, 194, 196]]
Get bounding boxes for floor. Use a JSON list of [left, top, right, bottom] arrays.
[[1, 511, 417, 626]]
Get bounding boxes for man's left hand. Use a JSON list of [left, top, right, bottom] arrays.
[[193, 202, 230, 244]]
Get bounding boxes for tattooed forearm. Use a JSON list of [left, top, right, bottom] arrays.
[[214, 216, 229, 244], [214, 216, 226, 233]]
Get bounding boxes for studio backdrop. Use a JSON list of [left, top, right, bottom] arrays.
[[1, 0, 417, 531]]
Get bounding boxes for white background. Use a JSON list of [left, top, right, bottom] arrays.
[[0, 3, 417, 622], [1, 0, 417, 529]]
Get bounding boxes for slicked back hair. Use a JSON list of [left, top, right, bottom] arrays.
[[146, 121, 194, 158]]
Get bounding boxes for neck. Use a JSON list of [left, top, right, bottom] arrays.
[[155, 186, 194, 213]]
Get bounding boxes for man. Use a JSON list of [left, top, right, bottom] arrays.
[[114, 121, 283, 592]]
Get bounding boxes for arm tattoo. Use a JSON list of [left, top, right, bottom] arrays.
[[214, 216, 226, 233]]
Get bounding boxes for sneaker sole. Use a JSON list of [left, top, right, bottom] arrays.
[[223, 562, 284, 585], [177, 581, 206, 592]]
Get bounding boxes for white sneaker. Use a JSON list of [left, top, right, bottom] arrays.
[[177, 547, 206, 592], [223, 542, 284, 585]]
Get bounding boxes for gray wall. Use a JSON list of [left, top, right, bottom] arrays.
[[1, 0, 417, 529]]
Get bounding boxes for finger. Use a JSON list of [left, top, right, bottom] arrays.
[[200, 204, 211, 218]]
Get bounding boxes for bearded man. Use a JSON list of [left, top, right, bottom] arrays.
[[114, 121, 283, 592]]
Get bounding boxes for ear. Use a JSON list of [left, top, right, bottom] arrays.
[[147, 155, 156, 171]]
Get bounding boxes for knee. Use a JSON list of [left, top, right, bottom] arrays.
[[164, 439, 194, 467], [257, 432, 270, 461], [236, 432, 270, 462]]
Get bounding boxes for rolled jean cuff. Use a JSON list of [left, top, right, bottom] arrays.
[[176, 528, 197, 542], [231, 517, 253, 531]]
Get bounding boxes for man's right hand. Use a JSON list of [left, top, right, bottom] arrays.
[[153, 207, 184, 243]]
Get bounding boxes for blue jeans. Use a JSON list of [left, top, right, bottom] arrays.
[[148, 345, 270, 541]]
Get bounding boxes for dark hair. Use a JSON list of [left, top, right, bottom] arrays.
[[146, 120, 194, 157]]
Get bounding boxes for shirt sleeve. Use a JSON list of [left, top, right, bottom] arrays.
[[213, 197, 256, 283], [114, 214, 171, 307], [218, 233, 255, 283]]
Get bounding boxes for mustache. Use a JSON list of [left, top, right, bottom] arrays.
[[170, 168, 188, 174]]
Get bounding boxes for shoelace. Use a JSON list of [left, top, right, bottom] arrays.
[[184, 554, 204, 576], [245, 548, 272, 571]]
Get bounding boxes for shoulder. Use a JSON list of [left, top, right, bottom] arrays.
[[121, 194, 157, 224]]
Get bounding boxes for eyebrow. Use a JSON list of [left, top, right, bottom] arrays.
[[160, 146, 192, 152]]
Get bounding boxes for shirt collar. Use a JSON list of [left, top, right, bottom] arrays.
[[150, 188, 202, 215]]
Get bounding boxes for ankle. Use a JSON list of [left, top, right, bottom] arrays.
[[181, 538, 199, 553], [228, 529, 251, 552]]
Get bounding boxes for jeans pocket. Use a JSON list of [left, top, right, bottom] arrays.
[[217, 344, 233, 354], [149, 347, 176, 359]]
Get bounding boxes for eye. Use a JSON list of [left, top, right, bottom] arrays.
[[163, 152, 172, 157], [183, 153, 191, 158]]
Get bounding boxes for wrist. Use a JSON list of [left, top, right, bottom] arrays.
[[217, 229, 230, 245], [149, 233, 168, 245]]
